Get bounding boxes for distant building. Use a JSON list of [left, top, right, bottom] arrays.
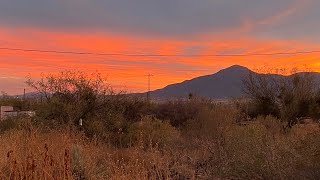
[[0, 106, 36, 120], [1, 106, 16, 120]]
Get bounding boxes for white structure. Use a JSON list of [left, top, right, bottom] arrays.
[[0, 106, 15, 120], [0, 106, 36, 120]]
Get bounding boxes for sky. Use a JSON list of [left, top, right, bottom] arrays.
[[1, 0, 320, 95]]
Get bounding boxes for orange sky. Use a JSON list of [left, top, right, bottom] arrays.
[[0, 27, 320, 95]]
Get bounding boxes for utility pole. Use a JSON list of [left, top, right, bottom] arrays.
[[22, 88, 26, 110], [23, 88, 26, 101], [145, 73, 154, 101]]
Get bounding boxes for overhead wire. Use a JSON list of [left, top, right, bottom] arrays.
[[1, 47, 320, 57]]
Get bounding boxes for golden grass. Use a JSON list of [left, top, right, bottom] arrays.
[[0, 117, 319, 179]]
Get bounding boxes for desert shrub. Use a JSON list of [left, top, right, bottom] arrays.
[[185, 115, 318, 179], [243, 71, 320, 128], [119, 98, 150, 122], [178, 105, 240, 178], [290, 130, 320, 179], [105, 146, 195, 179], [223, 124, 270, 178], [81, 111, 131, 147], [151, 99, 208, 128], [184, 104, 238, 140], [32, 99, 69, 127], [252, 98, 280, 118], [71, 145, 86, 179], [1, 114, 320, 179], [308, 91, 320, 120], [256, 115, 283, 134], [0, 116, 33, 133], [27, 70, 114, 127], [0, 130, 75, 179], [0, 118, 21, 133], [242, 72, 281, 117], [83, 119, 110, 140], [235, 99, 280, 122], [222, 123, 298, 179], [27, 70, 154, 140], [126, 116, 179, 149]]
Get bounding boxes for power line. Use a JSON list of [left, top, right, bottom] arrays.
[[1, 47, 320, 57]]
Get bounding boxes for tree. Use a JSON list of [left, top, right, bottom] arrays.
[[243, 69, 320, 128], [26, 70, 114, 126]]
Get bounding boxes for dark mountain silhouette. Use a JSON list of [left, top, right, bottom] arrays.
[[8, 65, 320, 100], [147, 65, 320, 99]]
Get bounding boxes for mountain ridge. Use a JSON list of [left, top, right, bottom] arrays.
[[147, 65, 320, 99]]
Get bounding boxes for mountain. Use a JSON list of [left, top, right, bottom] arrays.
[[148, 65, 320, 99]]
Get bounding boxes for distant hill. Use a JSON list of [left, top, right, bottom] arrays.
[[7, 65, 320, 100], [146, 65, 320, 99], [12, 92, 40, 98]]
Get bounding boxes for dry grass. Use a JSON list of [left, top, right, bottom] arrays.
[[0, 111, 320, 179]]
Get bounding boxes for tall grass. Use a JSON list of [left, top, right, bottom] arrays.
[[0, 106, 319, 179]]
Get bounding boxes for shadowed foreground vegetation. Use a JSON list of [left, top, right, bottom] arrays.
[[0, 71, 320, 179]]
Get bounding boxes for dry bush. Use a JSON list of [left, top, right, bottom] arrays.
[[0, 118, 22, 133], [1, 112, 320, 179], [105, 146, 196, 179], [292, 131, 320, 179], [182, 108, 320, 179], [127, 116, 180, 149], [27, 70, 116, 127], [243, 69, 320, 128], [151, 98, 212, 128], [213, 119, 320, 179], [0, 129, 76, 179], [179, 105, 238, 178], [184, 104, 238, 139], [0, 126, 194, 179], [0, 127, 112, 179], [222, 123, 290, 179], [256, 115, 284, 135]]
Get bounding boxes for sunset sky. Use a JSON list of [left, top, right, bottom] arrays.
[[1, 0, 320, 95]]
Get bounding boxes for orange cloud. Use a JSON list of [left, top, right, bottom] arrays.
[[0, 27, 320, 95]]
